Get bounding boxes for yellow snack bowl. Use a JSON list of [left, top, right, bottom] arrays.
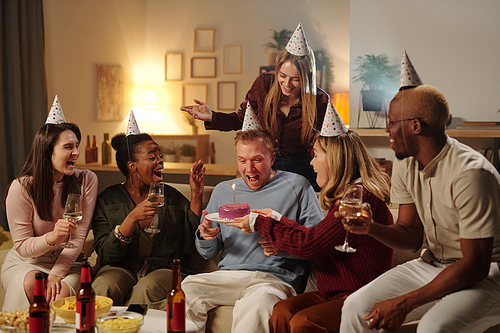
[[95, 311, 143, 333], [51, 296, 113, 324]]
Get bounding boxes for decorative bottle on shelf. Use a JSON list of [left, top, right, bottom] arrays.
[[85, 135, 92, 164], [76, 260, 95, 332], [167, 259, 185, 332], [101, 133, 111, 165], [91, 135, 98, 163], [29, 272, 50, 333]]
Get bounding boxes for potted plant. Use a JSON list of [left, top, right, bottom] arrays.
[[315, 48, 334, 93], [184, 114, 199, 135], [162, 144, 179, 162], [263, 29, 292, 66], [179, 143, 196, 163], [352, 54, 398, 112]]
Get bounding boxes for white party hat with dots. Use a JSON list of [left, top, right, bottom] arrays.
[[45, 95, 66, 124], [320, 99, 348, 137], [242, 101, 261, 131], [400, 50, 423, 90], [126, 110, 141, 136], [286, 22, 309, 56]]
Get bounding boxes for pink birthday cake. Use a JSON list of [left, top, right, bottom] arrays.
[[218, 203, 250, 220]]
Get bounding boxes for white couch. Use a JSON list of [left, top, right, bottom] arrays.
[[1, 184, 499, 332]]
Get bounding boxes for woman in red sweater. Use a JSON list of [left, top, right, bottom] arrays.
[[227, 130, 393, 332]]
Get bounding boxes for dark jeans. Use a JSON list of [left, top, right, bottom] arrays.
[[273, 150, 320, 192]]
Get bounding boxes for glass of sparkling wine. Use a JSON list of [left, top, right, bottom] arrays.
[[61, 193, 82, 248], [145, 182, 164, 234], [335, 184, 363, 253]]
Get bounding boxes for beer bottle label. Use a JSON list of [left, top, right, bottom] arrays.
[[29, 316, 49, 333], [167, 300, 185, 331], [76, 300, 95, 329]]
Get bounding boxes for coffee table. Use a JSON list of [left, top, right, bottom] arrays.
[[51, 306, 197, 332]]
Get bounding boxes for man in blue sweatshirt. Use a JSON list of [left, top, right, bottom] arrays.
[[182, 128, 323, 333]]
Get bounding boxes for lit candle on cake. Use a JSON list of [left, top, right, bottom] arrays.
[[232, 183, 236, 208]]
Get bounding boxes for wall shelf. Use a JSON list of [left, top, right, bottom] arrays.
[[152, 134, 209, 162], [351, 128, 500, 171], [351, 128, 500, 138]]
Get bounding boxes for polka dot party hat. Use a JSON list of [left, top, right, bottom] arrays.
[[286, 22, 309, 56], [45, 95, 66, 124], [126, 110, 141, 136], [399, 50, 423, 90], [242, 101, 260, 131], [320, 99, 348, 137]]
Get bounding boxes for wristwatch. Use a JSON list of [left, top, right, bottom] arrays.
[[114, 225, 133, 244]]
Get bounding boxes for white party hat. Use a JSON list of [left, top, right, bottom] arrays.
[[126, 110, 141, 136], [320, 99, 348, 137], [286, 22, 309, 56], [242, 102, 260, 131], [45, 95, 66, 124], [400, 50, 423, 90]]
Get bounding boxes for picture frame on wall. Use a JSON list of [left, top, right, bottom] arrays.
[[223, 45, 242, 74], [96, 64, 124, 121], [165, 53, 183, 81], [191, 57, 216, 78], [217, 82, 237, 111], [194, 29, 215, 52], [183, 84, 208, 106]]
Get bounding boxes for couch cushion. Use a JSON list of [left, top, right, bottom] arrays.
[[0, 227, 12, 251]]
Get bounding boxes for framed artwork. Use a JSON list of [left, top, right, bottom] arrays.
[[165, 53, 183, 81], [96, 64, 124, 121], [223, 45, 242, 74], [217, 82, 237, 111], [191, 57, 216, 78], [194, 29, 215, 52], [183, 84, 208, 107]]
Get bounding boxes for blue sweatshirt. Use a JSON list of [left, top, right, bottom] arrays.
[[196, 170, 323, 293]]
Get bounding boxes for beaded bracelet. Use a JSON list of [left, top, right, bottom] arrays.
[[114, 225, 133, 244]]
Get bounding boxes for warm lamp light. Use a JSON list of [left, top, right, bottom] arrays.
[[133, 85, 157, 107], [333, 92, 350, 126]]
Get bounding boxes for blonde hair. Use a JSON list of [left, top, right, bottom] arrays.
[[234, 128, 275, 157], [394, 85, 449, 129], [263, 48, 317, 145], [316, 131, 391, 210]]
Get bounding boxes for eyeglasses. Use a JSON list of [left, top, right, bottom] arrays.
[[385, 118, 418, 128]]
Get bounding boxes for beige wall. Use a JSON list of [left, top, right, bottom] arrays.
[[350, 0, 500, 160], [43, 0, 350, 165]]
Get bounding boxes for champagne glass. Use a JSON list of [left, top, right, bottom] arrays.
[[145, 182, 164, 234], [335, 184, 363, 253], [61, 193, 82, 248]]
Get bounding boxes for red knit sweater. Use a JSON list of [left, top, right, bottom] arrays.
[[255, 189, 394, 301]]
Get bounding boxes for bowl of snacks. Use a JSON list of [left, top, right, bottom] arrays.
[[51, 296, 113, 324], [95, 311, 143, 333], [0, 309, 55, 332]]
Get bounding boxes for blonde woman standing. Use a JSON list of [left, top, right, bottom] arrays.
[[181, 23, 328, 191]]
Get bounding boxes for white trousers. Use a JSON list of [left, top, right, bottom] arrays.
[[340, 257, 500, 333], [182, 270, 296, 333], [1, 248, 80, 311]]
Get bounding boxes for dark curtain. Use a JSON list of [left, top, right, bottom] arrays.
[[0, 0, 47, 230]]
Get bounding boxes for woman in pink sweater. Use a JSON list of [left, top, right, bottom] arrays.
[[228, 130, 393, 332], [1, 121, 98, 311]]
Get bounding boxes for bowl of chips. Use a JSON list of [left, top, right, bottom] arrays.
[[0, 309, 55, 332], [51, 295, 113, 324], [95, 311, 143, 333]]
